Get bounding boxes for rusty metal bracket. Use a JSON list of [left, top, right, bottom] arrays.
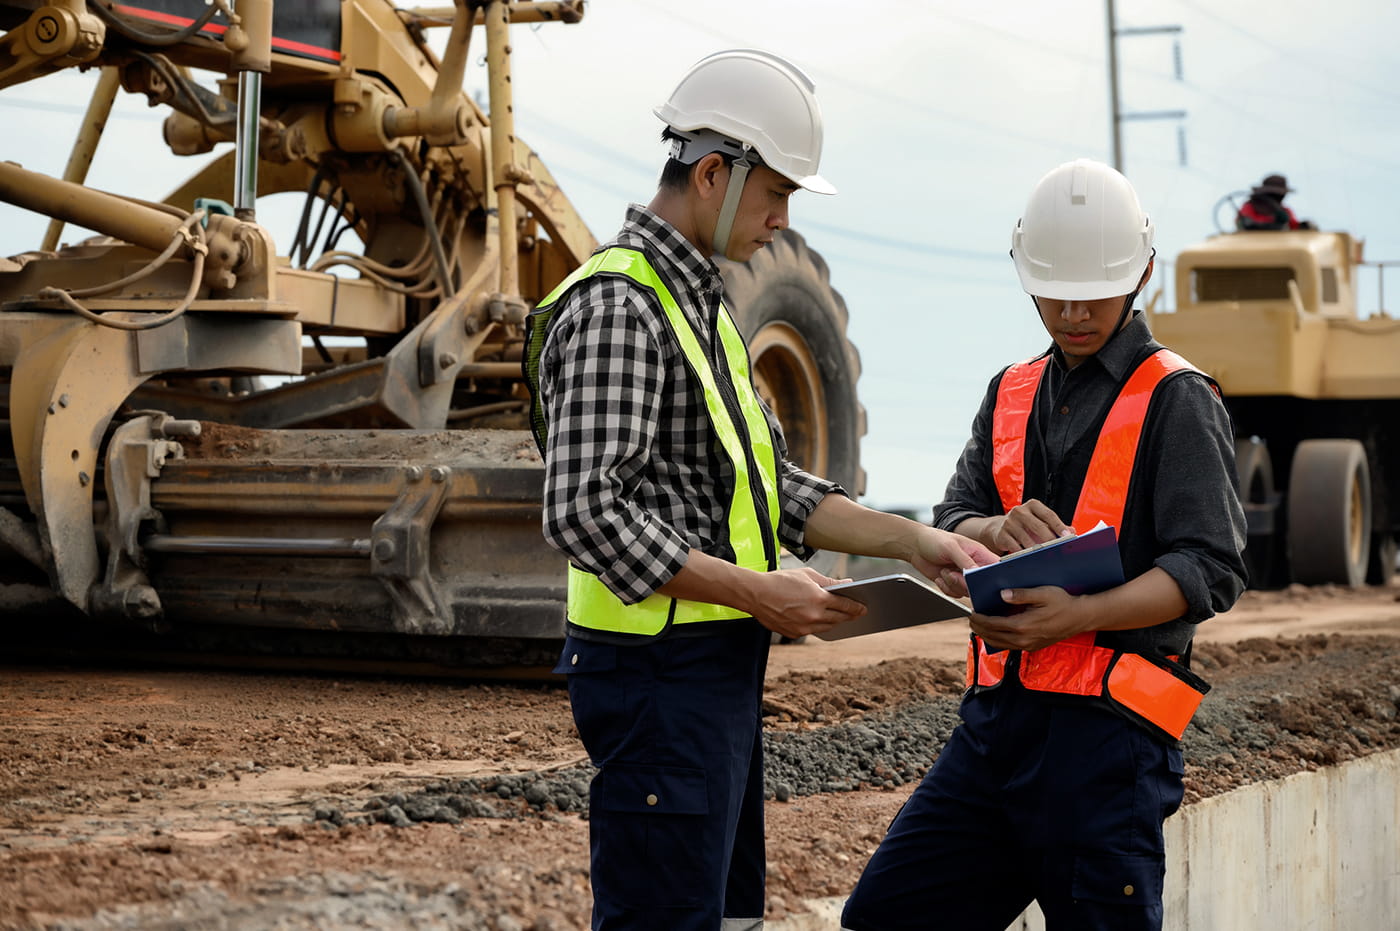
[[90, 413, 201, 626], [0, 1, 105, 91], [370, 464, 452, 633]]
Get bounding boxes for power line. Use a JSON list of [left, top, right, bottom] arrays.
[[799, 217, 1005, 264], [1173, 0, 1400, 106], [895, 0, 1182, 86], [538, 163, 1008, 286], [637, 2, 1091, 158], [832, 257, 1006, 287], [1093, 61, 1400, 178], [891, 0, 1103, 68], [1173, 79, 1400, 175], [518, 106, 1009, 268], [517, 105, 658, 178]]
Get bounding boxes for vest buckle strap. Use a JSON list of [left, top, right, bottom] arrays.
[[965, 634, 1210, 742], [966, 633, 1011, 691]]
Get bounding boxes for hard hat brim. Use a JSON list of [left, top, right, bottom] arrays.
[[795, 173, 836, 196], [1016, 266, 1146, 302]]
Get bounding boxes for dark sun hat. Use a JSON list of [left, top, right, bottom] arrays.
[[1252, 174, 1293, 196]]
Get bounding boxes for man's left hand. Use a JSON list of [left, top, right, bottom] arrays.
[[968, 585, 1095, 651]]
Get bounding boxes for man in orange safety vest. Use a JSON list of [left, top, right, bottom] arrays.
[[841, 160, 1247, 931]]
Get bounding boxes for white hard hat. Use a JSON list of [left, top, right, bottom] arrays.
[[1011, 159, 1154, 301], [654, 49, 835, 196]]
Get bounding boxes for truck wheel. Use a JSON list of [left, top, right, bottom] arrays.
[[720, 228, 866, 584], [1234, 437, 1281, 588], [1287, 439, 1372, 586]]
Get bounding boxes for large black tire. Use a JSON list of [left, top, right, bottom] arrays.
[[1287, 439, 1372, 586], [1234, 437, 1283, 589], [719, 229, 866, 582]]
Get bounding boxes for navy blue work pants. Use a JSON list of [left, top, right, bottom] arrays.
[[842, 679, 1185, 931], [555, 621, 771, 930]]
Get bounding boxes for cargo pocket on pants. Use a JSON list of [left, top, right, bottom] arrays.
[[1070, 853, 1164, 908], [591, 763, 710, 909]]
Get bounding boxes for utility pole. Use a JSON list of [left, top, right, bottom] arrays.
[[1107, 0, 1123, 172], [1106, 0, 1186, 173]]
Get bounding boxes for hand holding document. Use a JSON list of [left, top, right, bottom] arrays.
[[963, 521, 1125, 616]]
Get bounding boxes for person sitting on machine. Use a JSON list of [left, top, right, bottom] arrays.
[[1236, 174, 1314, 231]]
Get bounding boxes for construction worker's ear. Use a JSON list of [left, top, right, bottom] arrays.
[[692, 153, 728, 201]]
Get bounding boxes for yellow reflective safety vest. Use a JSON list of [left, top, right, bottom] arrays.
[[523, 247, 782, 638]]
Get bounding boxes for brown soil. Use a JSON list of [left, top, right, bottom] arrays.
[[2, 585, 1398, 930]]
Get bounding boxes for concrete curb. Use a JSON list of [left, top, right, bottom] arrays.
[[768, 747, 1400, 930]]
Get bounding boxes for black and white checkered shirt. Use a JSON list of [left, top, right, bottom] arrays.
[[538, 205, 842, 610]]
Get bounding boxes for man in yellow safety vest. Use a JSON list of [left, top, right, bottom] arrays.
[[524, 49, 996, 930]]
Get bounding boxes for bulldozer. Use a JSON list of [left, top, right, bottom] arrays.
[[1147, 212, 1399, 589], [0, 1, 864, 665]]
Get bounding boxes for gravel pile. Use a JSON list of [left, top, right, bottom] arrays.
[[344, 654, 1400, 827], [345, 700, 966, 828], [350, 769, 598, 828], [44, 871, 547, 931], [764, 698, 963, 799], [342, 695, 997, 824]]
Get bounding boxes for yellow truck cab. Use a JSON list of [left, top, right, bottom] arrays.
[[1149, 229, 1399, 587]]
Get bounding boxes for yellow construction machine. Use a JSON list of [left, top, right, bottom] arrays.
[[1149, 219, 1398, 588], [0, 1, 863, 664]]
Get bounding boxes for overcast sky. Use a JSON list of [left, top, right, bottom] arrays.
[[3, 0, 1397, 512]]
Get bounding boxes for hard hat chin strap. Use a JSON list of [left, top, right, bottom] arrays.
[[711, 154, 753, 258], [1101, 250, 1156, 351]]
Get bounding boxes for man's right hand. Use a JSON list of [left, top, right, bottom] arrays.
[[740, 567, 867, 640], [976, 499, 1073, 554]]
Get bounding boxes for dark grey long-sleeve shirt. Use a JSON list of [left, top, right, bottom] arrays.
[[934, 312, 1247, 656]]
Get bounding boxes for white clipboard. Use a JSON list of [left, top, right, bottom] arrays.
[[815, 573, 971, 641]]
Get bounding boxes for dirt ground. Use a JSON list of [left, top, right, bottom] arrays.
[[2, 583, 1399, 930]]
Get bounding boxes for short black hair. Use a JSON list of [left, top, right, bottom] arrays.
[[658, 128, 735, 192]]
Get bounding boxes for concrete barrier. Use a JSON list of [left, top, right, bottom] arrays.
[[771, 748, 1400, 930]]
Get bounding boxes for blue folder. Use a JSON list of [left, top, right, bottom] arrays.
[[964, 523, 1125, 616]]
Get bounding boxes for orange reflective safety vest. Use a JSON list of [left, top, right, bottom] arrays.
[[967, 347, 1212, 742]]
